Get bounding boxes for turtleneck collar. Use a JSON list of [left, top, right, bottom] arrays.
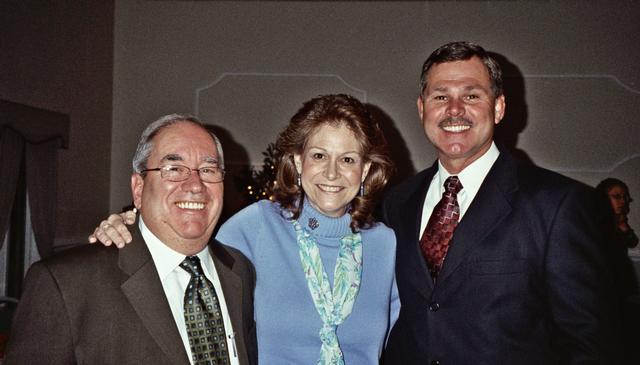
[[297, 198, 353, 238]]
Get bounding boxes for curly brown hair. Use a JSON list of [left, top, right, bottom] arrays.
[[272, 94, 393, 232]]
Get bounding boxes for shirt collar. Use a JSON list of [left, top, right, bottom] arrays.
[[437, 141, 500, 196], [139, 217, 211, 282]]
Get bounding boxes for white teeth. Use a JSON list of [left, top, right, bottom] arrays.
[[442, 125, 470, 133], [176, 201, 205, 210], [318, 184, 342, 192]]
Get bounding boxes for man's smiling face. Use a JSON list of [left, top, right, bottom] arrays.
[[131, 121, 223, 254], [418, 56, 505, 174]]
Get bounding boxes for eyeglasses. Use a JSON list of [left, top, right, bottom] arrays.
[[141, 164, 225, 183]]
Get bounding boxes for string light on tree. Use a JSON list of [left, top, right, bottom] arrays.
[[245, 142, 277, 201]]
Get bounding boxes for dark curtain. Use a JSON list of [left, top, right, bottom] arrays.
[[0, 127, 25, 250], [0, 126, 61, 258], [25, 138, 61, 258]]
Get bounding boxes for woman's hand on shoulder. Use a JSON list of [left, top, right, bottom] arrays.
[[88, 209, 137, 248]]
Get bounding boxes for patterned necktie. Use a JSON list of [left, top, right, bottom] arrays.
[[180, 255, 230, 365], [420, 176, 463, 281]]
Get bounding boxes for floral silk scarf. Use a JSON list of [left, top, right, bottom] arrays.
[[292, 220, 363, 365]]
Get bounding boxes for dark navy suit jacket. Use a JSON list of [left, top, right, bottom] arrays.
[[381, 148, 616, 364]]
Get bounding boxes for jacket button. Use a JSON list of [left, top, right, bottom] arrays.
[[430, 360, 440, 365], [429, 302, 440, 311]]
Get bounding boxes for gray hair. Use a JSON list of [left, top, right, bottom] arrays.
[[132, 114, 224, 174]]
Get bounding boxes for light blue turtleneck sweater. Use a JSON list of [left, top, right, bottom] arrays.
[[216, 199, 400, 364]]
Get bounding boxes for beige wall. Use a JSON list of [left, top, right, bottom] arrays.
[[0, 1, 114, 246], [2, 1, 638, 247], [111, 1, 639, 233]]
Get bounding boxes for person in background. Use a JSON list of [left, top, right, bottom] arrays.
[[380, 41, 616, 364], [596, 177, 639, 363], [90, 94, 400, 364], [597, 178, 639, 249], [6, 114, 257, 364]]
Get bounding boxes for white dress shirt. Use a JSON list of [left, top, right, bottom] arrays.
[[139, 218, 239, 365], [420, 142, 500, 237]]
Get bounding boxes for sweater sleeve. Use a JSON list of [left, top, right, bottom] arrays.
[[385, 229, 401, 346], [388, 268, 401, 344], [216, 202, 264, 264]]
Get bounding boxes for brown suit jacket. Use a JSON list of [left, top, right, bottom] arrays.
[[5, 226, 257, 365]]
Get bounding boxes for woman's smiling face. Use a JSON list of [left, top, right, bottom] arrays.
[[294, 123, 371, 217]]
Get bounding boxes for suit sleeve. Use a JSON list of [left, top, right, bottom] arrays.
[[5, 262, 76, 364], [545, 185, 618, 364]]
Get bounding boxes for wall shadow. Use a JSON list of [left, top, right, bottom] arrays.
[[204, 124, 252, 227], [367, 103, 416, 187], [489, 52, 534, 165]]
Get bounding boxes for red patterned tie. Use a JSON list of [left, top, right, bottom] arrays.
[[420, 176, 463, 281]]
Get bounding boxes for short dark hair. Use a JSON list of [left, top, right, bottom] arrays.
[[419, 41, 503, 98], [272, 94, 393, 232]]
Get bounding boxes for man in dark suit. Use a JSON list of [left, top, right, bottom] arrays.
[[381, 41, 615, 364], [5, 115, 257, 364]]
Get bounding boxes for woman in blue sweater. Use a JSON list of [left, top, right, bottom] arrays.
[[91, 94, 400, 364]]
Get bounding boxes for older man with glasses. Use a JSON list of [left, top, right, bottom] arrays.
[[6, 114, 257, 365]]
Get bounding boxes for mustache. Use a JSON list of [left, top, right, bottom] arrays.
[[438, 117, 472, 128]]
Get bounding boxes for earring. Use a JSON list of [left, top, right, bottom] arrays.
[[297, 174, 301, 187], [359, 182, 365, 196]]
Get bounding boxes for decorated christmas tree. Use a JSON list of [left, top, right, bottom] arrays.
[[245, 142, 277, 201]]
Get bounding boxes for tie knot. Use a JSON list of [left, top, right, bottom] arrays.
[[180, 255, 204, 278], [444, 176, 463, 194]]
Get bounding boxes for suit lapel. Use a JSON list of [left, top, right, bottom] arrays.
[[119, 227, 189, 365], [209, 240, 247, 363], [437, 151, 518, 284], [399, 165, 438, 297]]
